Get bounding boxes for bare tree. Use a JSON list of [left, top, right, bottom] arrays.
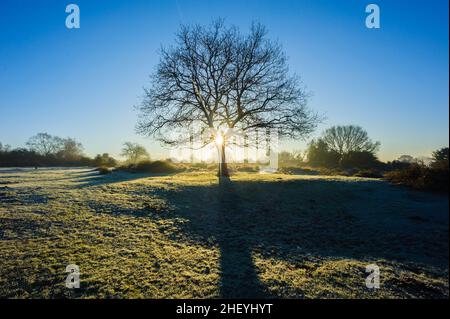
[[137, 20, 320, 177], [321, 125, 380, 158], [121, 142, 149, 164], [57, 138, 84, 161], [26, 133, 63, 156]]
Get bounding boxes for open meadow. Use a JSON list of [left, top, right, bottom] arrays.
[[0, 167, 448, 298]]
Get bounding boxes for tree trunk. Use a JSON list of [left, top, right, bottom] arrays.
[[218, 141, 229, 177]]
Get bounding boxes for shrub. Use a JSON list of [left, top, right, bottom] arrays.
[[278, 167, 318, 175], [316, 167, 348, 176], [386, 160, 413, 171], [385, 163, 448, 193], [340, 151, 381, 169], [122, 160, 181, 174], [307, 139, 340, 168], [278, 150, 304, 167], [235, 165, 259, 172], [190, 162, 215, 170], [353, 169, 383, 178], [93, 153, 117, 167]]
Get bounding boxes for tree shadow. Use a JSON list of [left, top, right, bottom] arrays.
[[71, 170, 177, 188], [156, 177, 448, 297], [84, 175, 449, 297], [216, 180, 271, 298]]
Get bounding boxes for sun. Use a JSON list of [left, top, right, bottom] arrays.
[[215, 133, 224, 146]]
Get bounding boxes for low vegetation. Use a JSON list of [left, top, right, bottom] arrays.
[[385, 163, 449, 193], [383, 148, 449, 193], [119, 160, 181, 174], [278, 145, 449, 193]]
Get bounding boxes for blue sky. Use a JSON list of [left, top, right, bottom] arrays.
[[0, 0, 448, 161]]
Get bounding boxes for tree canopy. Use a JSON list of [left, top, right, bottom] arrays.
[[321, 125, 380, 157], [26, 133, 62, 156], [121, 142, 149, 164], [136, 20, 320, 163]]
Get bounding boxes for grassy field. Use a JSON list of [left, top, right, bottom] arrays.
[[0, 167, 448, 298]]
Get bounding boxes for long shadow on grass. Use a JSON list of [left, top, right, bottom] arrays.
[[215, 179, 270, 298], [72, 170, 176, 188], [86, 175, 449, 297], [155, 177, 448, 298]]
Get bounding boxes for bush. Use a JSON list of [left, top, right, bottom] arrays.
[[278, 151, 304, 167], [307, 139, 340, 168], [385, 163, 448, 193], [386, 160, 413, 171], [353, 169, 383, 178], [278, 167, 318, 175], [234, 165, 259, 172], [93, 153, 117, 167], [179, 162, 217, 172], [121, 160, 181, 174], [316, 167, 348, 176], [340, 151, 381, 169]]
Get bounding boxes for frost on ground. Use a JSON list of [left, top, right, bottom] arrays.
[[0, 168, 448, 298]]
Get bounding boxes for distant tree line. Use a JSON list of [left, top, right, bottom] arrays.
[[0, 134, 155, 168], [278, 124, 448, 176], [275, 124, 448, 192], [0, 133, 117, 167]]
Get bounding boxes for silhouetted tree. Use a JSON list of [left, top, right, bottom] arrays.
[[56, 138, 84, 161], [26, 133, 62, 156], [137, 20, 320, 177], [121, 142, 149, 164], [0, 142, 10, 154], [307, 139, 340, 167], [387, 159, 412, 171], [93, 153, 117, 167], [278, 150, 304, 166], [431, 147, 449, 170], [321, 125, 380, 164], [340, 151, 380, 169]]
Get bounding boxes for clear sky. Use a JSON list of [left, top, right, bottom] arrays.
[[0, 0, 448, 161]]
